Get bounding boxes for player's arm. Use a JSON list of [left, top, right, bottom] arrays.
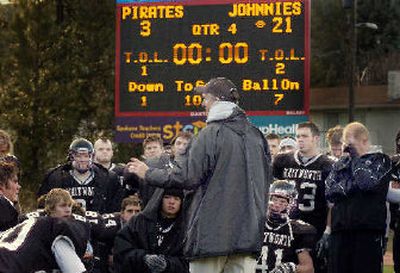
[[316, 206, 331, 256], [293, 221, 316, 273], [52, 236, 87, 273], [295, 250, 314, 273]]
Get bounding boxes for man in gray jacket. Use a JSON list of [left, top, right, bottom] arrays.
[[128, 77, 271, 273]]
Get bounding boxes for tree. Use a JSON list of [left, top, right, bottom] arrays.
[[311, 0, 348, 87], [311, 0, 400, 87], [0, 0, 116, 209]]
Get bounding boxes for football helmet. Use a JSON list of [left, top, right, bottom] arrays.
[[268, 180, 297, 222], [69, 138, 94, 174]]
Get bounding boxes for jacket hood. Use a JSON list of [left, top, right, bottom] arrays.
[[207, 101, 243, 123], [140, 188, 184, 223], [207, 103, 248, 136]]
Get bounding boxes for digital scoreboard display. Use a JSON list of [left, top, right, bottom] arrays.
[[115, 0, 310, 142]]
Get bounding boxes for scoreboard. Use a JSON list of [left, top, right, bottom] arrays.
[[115, 0, 310, 142]]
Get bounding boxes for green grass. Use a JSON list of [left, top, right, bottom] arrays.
[[384, 265, 394, 273]]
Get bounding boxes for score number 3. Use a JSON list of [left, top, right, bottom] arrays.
[[140, 20, 151, 37]]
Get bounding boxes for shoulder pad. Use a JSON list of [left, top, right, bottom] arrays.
[[72, 213, 87, 223], [84, 210, 101, 224], [291, 219, 317, 235], [45, 163, 70, 175], [102, 213, 118, 219], [25, 209, 46, 218], [85, 210, 100, 218]]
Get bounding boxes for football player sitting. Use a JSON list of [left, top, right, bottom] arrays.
[[255, 180, 316, 273]]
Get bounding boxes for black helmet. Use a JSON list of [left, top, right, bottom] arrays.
[[68, 138, 94, 173], [69, 138, 94, 154], [268, 180, 297, 223], [269, 180, 297, 201]]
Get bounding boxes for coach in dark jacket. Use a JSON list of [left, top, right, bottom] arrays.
[[114, 188, 188, 273], [128, 78, 271, 273]]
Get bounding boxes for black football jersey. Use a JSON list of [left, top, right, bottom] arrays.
[[0, 216, 90, 273], [273, 151, 333, 236], [38, 164, 110, 213], [255, 219, 316, 273], [83, 210, 106, 241], [18, 209, 46, 223], [91, 213, 122, 271], [63, 170, 99, 211], [100, 212, 122, 241]]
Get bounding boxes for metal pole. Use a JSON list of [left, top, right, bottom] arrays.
[[348, 0, 357, 122]]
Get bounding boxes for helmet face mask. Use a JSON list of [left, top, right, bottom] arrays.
[[267, 180, 297, 223], [71, 151, 93, 174], [69, 138, 94, 174]]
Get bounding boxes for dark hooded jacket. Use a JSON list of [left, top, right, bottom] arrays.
[[113, 188, 188, 273], [144, 102, 271, 259]]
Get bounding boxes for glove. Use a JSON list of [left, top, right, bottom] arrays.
[[316, 232, 330, 259], [143, 254, 167, 273], [270, 262, 296, 273], [343, 144, 358, 158]]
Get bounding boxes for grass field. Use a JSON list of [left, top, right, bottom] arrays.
[[384, 265, 394, 273]]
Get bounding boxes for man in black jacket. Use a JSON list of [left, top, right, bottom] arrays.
[[326, 122, 391, 273], [128, 77, 271, 273], [114, 188, 188, 273]]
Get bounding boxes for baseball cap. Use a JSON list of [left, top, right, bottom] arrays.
[[194, 77, 240, 103]]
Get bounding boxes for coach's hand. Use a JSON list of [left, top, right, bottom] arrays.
[[127, 158, 149, 179]]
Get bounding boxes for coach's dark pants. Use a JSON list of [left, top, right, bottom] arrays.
[[328, 230, 384, 273]]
